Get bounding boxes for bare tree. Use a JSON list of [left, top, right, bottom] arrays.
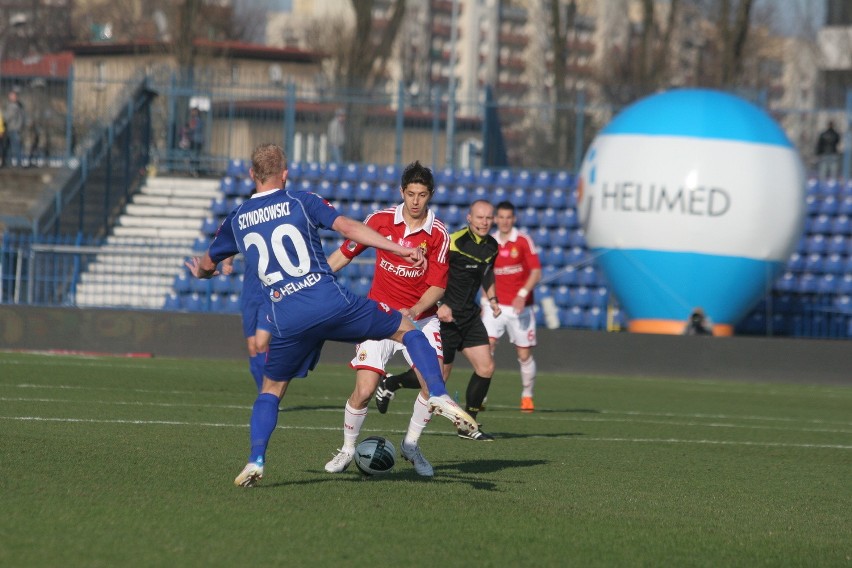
[[304, 0, 406, 163]]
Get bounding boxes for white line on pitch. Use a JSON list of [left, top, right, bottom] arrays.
[[2, 415, 851, 450]]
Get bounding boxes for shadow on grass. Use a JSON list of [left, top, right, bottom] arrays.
[[260, 458, 549, 491]]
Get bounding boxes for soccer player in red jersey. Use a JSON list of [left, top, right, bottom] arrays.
[[481, 201, 542, 412], [323, 161, 451, 477]]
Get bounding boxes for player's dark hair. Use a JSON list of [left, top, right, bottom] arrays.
[[495, 201, 515, 214], [400, 161, 435, 194]]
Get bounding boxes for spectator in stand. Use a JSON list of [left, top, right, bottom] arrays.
[[2, 89, 25, 168], [815, 121, 840, 181], [327, 108, 346, 164], [683, 307, 714, 336]]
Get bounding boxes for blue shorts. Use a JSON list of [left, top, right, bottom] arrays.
[[263, 289, 402, 382]]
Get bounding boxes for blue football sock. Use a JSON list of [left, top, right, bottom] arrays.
[[249, 353, 265, 392], [402, 330, 447, 397], [249, 392, 280, 464]]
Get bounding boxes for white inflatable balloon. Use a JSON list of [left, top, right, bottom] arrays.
[[577, 89, 805, 335]]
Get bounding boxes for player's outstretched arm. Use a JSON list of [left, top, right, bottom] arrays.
[[185, 254, 218, 279], [332, 216, 424, 267], [327, 249, 352, 273]]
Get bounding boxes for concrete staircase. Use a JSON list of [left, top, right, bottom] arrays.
[[74, 176, 220, 309]]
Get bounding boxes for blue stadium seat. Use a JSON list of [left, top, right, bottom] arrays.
[[518, 207, 539, 228], [572, 286, 592, 308], [567, 246, 589, 267], [553, 285, 572, 307], [514, 170, 532, 189], [560, 306, 584, 328], [803, 253, 824, 273], [562, 208, 579, 229], [510, 187, 529, 208], [183, 292, 205, 312], [470, 185, 490, 203], [834, 294, 852, 314], [550, 227, 571, 248], [288, 161, 303, 180], [315, 180, 333, 198], [547, 189, 569, 209], [432, 184, 451, 205], [817, 274, 837, 294], [773, 271, 796, 292], [296, 179, 313, 193], [190, 275, 211, 294], [238, 176, 255, 196], [451, 185, 469, 206], [529, 188, 548, 209], [568, 229, 587, 248], [541, 265, 559, 284], [826, 235, 847, 255], [491, 186, 508, 203], [591, 286, 609, 309], [212, 274, 232, 295], [456, 169, 475, 186], [323, 162, 341, 183], [362, 163, 379, 182], [785, 252, 805, 273], [532, 171, 551, 190], [174, 272, 191, 294], [163, 292, 181, 311], [831, 215, 852, 235], [531, 226, 552, 249], [440, 205, 461, 226], [796, 272, 818, 294], [226, 159, 248, 177], [805, 178, 819, 196], [435, 167, 455, 185], [220, 176, 237, 196], [577, 265, 598, 287], [552, 171, 574, 190], [824, 253, 845, 274], [556, 265, 578, 286], [542, 246, 566, 267], [355, 181, 373, 202], [819, 196, 839, 216], [539, 208, 561, 228], [839, 274, 852, 295], [349, 277, 372, 296], [348, 201, 367, 220], [304, 162, 322, 180], [341, 163, 360, 182], [335, 181, 353, 201], [582, 307, 606, 330], [373, 182, 394, 204], [495, 169, 513, 188], [224, 294, 241, 313], [477, 168, 495, 187], [805, 234, 827, 254], [805, 195, 819, 215], [201, 216, 219, 236], [380, 164, 399, 184], [212, 198, 229, 217]]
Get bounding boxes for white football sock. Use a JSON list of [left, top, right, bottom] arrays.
[[404, 393, 432, 447], [520, 356, 536, 398], [343, 401, 367, 451]]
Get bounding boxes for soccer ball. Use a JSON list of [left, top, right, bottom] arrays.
[[354, 436, 396, 476]]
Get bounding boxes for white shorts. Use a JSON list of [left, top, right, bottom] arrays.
[[350, 315, 443, 374], [481, 304, 537, 348]]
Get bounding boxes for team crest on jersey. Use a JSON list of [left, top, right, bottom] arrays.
[[419, 241, 428, 253], [269, 288, 283, 302], [358, 349, 367, 361], [510, 247, 520, 259]]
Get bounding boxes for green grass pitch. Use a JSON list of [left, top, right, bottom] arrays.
[[0, 351, 850, 567]]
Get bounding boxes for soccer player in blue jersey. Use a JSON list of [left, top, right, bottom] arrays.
[[185, 143, 479, 487]]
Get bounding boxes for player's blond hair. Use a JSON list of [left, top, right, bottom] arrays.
[[250, 143, 288, 184]]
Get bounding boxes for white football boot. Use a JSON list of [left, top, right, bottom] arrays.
[[234, 461, 264, 487], [401, 441, 434, 477], [427, 394, 479, 434], [324, 448, 354, 473]]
